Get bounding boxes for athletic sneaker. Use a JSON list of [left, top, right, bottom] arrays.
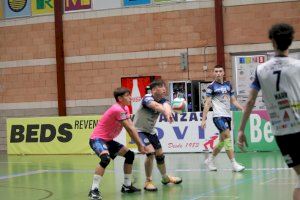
[[161, 175, 182, 185], [88, 188, 102, 200], [144, 180, 158, 191], [121, 184, 141, 193], [204, 158, 217, 171], [232, 162, 245, 172]]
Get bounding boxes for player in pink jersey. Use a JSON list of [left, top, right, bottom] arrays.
[[88, 87, 146, 200]]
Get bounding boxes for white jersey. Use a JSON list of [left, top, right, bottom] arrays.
[[251, 57, 300, 136], [206, 81, 234, 118]]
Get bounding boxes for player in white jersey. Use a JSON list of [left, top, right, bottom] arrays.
[[201, 65, 245, 172], [238, 23, 300, 200]]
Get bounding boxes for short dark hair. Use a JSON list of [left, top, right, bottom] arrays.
[[214, 65, 224, 69], [149, 79, 166, 90], [268, 23, 294, 51], [114, 87, 130, 102]]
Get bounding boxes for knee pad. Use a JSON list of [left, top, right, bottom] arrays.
[[124, 150, 135, 165], [224, 138, 233, 151], [146, 152, 155, 157], [155, 154, 165, 165], [216, 141, 224, 150], [99, 154, 110, 168]]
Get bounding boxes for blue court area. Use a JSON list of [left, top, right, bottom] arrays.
[[0, 152, 297, 200]]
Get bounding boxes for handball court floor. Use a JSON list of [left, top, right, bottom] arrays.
[[0, 152, 297, 200]]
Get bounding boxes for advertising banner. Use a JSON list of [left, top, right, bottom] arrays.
[[7, 116, 100, 154], [31, 0, 54, 15], [7, 112, 222, 154], [126, 112, 223, 153], [4, 0, 31, 19], [65, 0, 91, 12], [154, 0, 173, 2], [233, 110, 279, 152], [234, 55, 266, 96], [93, 0, 121, 10], [123, 0, 151, 7], [0, 0, 3, 19]]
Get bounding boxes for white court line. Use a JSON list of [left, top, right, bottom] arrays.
[[0, 167, 292, 180], [196, 196, 239, 199], [261, 177, 297, 185], [0, 170, 46, 180], [41, 167, 292, 174], [172, 167, 290, 172], [0, 162, 32, 164], [260, 177, 276, 185]]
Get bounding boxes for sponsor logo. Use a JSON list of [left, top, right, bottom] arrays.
[[131, 96, 141, 102], [143, 138, 149, 143], [274, 92, 288, 100], [10, 124, 72, 143], [120, 112, 127, 120], [271, 120, 281, 126], [283, 111, 290, 122], [278, 99, 290, 110], [269, 112, 279, 119], [8, 0, 27, 12]]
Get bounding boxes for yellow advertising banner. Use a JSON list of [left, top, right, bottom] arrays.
[[31, 0, 54, 16], [0, 0, 3, 19], [7, 115, 101, 154]]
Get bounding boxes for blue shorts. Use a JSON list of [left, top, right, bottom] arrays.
[[138, 132, 162, 150], [213, 117, 231, 133], [89, 138, 124, 159]]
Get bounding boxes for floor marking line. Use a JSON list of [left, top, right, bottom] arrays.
[[0, 170, 46, 180]]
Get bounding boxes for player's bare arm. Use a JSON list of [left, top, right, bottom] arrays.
[[230, 96, 244, 111], [201, 96, 212, 129], [121, 119, 146, 154], [147, 101, 173, 123]]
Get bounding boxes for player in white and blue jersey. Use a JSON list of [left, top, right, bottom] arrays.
[[201, 65, 245, 172], [238, 23, 300, 200]]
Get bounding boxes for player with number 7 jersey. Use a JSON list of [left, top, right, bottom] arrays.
[[251, 56, 300, 135], [238, 23, 300, 200]]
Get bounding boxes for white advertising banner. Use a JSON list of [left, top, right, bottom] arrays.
[[124, 112, 228, 153], [234, 55, 266, 96], [93, 0, 122, 10]]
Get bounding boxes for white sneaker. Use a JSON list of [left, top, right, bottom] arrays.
[[204, 158, 217, 171], [232, 162, 245, 172]]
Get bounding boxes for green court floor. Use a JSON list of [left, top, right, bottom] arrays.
[[0, 152, 296, 200]]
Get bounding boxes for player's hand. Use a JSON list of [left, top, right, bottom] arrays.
[[237, 130, 248, 152], [201, 120, 206, 129], [166, 113, 173, 123], [137, 145, 146, 154]]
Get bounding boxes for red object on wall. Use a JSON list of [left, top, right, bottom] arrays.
[[121, 76, 160, 114]]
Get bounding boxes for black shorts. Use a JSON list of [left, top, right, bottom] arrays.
[[138, 132, 162, 150], [89, 138, 124, 159], [275, 133, 300, 168]]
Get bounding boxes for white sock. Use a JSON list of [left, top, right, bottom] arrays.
[[91, 174, 102, 190], [124, 174, 132, 186], [230, 158, 236, 163], [296, 175, 300, 189], [210, 155, 216, 160]]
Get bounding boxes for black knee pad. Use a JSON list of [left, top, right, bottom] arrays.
[[99, 154, 110, 168], [155, 154, 165, 165], [146, 152, 155, 157], [124, 150, 135, 165]]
